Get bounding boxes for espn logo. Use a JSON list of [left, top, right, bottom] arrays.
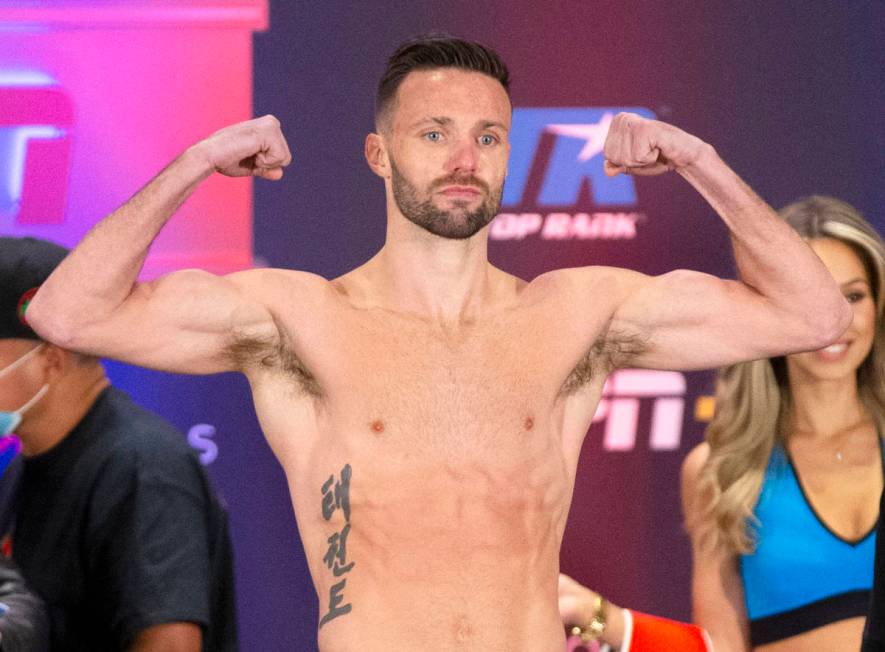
[[0, 72, 73, 226], [593, 369, 686, 451]]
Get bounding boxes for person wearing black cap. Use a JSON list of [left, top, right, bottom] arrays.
[[0, 236, 238, 651]]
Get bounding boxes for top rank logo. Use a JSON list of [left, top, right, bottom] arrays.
[[492, 107, 655, 241]]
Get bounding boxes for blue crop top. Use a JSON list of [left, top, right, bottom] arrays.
[[740, 444, 881, 645]]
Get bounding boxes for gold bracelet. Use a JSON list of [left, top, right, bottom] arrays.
[[570, 595, 607, 643]]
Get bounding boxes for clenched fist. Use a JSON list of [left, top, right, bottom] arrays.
[[192, 115, 292, 181], [603, 112, 709, 177]]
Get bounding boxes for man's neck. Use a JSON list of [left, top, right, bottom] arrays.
[[368, 220, 499, 324]]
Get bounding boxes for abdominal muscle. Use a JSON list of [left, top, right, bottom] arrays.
[[283, 409, 577, 652]]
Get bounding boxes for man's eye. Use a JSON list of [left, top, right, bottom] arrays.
[[479, 134, 497, 146], [424, 131, 442, 142]]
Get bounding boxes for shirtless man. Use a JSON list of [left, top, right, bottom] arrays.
[[26, 36, 850, 651]]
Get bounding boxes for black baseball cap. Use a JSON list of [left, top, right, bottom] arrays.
[[0, 237, 69, 340]]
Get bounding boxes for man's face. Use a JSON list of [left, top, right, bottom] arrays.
[[384, 68, 511, 239]]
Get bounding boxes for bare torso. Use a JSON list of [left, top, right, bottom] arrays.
[[241, 265, 616, 651], [22, 104, 854, 652]]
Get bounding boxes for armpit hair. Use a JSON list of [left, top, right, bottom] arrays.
[[560, 327, 647, 396], [224, 321, 323, 398]]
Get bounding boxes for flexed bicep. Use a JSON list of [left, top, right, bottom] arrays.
[[25, 116, 295, 374], [609, 267, 839, 371], [30, 268, 281, 375]]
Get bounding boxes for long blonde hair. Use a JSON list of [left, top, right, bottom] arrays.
[[694, 196, 885, 554]]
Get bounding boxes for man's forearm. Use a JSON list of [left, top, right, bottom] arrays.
[[27, 146, 214, 339], [678, 146, 849, 335], [604, 113, 847, 340]]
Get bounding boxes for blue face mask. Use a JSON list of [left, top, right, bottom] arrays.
[[0, 344, 48, 437]]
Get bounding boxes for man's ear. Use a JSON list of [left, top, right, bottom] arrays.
[[38, 342, 70, 383], [365, 133, 390, 179]]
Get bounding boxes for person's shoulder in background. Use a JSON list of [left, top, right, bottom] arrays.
[[0, 555, 49, 652]]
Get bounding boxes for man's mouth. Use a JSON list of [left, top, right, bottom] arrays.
[[438, 185, 482, 198]]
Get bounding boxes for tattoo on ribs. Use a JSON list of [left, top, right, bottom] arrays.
[[319, 463, 354, 628]]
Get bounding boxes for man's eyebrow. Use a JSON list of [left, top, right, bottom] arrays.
[[406, 117, 509, 132], [478, 120, 509, 132], [408, 116, 453, 129]]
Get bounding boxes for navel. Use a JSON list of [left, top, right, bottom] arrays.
[[524, 415, 535, 431]]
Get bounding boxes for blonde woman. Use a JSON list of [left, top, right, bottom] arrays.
[[682, 196, 885, 651]]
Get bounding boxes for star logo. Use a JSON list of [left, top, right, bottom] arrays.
[[544, 111, 614, 162]]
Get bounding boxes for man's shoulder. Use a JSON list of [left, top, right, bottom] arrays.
[[227, 267, 334, 301], [517, 266, 642, 318], [532, 265, 643, 290]]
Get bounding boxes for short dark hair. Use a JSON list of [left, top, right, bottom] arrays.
[[375, 34, 510, 130]]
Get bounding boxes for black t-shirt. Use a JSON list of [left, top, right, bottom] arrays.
[[11, 387, 237, 651]]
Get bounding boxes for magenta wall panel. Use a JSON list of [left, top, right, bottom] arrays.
[[0, 1, 267, 276]]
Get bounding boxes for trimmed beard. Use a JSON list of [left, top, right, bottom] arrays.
[[389, 158, 502, 240]]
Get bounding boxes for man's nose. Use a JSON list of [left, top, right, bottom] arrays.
[[444, 138, 478, 175]]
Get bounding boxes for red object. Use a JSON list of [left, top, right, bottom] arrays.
[[16, 287, 39, 326], [630, 611, 710, 652]]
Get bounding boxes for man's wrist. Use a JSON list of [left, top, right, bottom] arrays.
[[675, 141, 718, 177], [180, 142, 218, 182]]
